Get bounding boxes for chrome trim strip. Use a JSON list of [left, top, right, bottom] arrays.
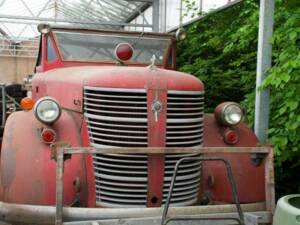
[[85, 113, 147, 122], [167, 90, 204, 95], [84, 86, 147, 93]]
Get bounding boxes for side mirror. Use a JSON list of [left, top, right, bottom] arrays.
[[175, 27, 187, 41], [37, 24, 51, 34]]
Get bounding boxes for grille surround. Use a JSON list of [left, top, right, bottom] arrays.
[[84, 87, 204, 207]]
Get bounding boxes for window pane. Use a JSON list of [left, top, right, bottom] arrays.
[[47, 37, 57, 62], [55, 31, 170, 64]]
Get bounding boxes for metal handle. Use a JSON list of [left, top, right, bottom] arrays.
[[161, 156, 245, 225]]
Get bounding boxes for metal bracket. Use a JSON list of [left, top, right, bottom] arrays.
[[50, 142, 71, 161], [244, 213, 261, 225], [161, 157, 245, 225], [251, 153, 266, 167]]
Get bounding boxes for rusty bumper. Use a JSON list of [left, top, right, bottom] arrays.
[[0, 201, 271, 225]]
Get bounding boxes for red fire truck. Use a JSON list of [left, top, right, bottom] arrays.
[[0, 24, 274, 225]]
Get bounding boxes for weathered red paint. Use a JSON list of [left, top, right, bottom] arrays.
[[0, 110, 87, 205], [146, 79, 167, 207], [202, 114, 264, 203], [0, 27, 266, 211]]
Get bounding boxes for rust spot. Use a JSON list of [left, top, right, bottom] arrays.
[[1, 120, 17, 188]]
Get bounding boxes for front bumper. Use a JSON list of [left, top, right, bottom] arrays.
[[0, 201, 271, 225]]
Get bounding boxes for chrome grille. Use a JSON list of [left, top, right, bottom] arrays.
[[84, 87, 203, 207], [167, 90, 204, 147], [164, 90, 204, 205], [93, 153, 148, 207], [84, 87, 148, 207], [84, 87, 148, 148]]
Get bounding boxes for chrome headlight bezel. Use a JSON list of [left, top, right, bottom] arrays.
[[215, 102, 244, 126], [34, 97, 62, 124]]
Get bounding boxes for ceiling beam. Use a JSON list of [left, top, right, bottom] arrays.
[[124, 2, 151, 23], [0, 14, 153, 27]]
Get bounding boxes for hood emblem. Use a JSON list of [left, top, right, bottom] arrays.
[[152, 99, 163, 122], [148, 55, 158, 72]]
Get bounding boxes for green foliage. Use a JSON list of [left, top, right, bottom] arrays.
[[177, 0, 300, 197]]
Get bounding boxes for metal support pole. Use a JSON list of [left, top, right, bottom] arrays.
[[254, 0, 275, 143], [55, 149, 64, 225], [1, 85, 6, 127], [160, 0, 167, 32], [199, 0, 203, 13], [152, 0, 160, 32]]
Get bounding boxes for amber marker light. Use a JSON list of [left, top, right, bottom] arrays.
[[20, 97, 34, 110]]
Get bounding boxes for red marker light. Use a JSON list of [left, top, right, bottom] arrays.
[[224, 130, 239, 145], [115, 43, 133, 61], [41, 128, 56, 144]]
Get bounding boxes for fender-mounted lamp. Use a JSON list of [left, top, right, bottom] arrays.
[[34, 97, 62, 125], [223, 129, 239, 145], [214, 102, 244, 126], [41, 128, 56, 144]]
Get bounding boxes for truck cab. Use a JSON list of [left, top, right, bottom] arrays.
[[0, 25, 271, 222]]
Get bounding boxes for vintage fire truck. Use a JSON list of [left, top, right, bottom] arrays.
[[0, 24, 274, 225]]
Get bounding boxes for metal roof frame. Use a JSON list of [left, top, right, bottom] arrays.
[[0, 0, 158, 57]]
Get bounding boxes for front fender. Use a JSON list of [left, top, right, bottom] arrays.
[[202, 114, 265, 203], [0, 109, 87, 206]]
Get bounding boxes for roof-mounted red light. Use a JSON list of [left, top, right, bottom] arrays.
[[115, 43, 133, 61]]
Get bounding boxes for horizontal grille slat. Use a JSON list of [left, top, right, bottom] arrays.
[[84, 92, 147, 99], [95, 172, 148, 182], [94, 160, 147, 170], [99, 190, 147, 198], [84, 97, 147, 105], [89, 130, 148, 140], [99, 185, 147, 193], [96, 178, 147, 188], [84, 107, 148, 116], [88, 120, 147, 130], [94, 166, 147, 175], [85, 113, 147, 122], [85, 102, 147, 110], [97, 195, 147, 204], [87, 125, 147, 134], [90, 136, 148, 145], [163, 180, 200, 190]]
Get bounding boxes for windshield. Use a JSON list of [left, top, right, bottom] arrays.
[[54, 31, 171, 64]]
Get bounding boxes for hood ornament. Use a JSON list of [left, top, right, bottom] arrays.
[[152, 92, 163, 122], [148, 55, 158, 72]]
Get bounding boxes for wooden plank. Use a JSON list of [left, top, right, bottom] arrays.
[[265, 147, 275, 214], [62, 147, 270, 155], [63, 211, 272, 225]]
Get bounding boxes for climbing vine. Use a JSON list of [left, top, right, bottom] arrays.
[[177, 0, 300, 197]]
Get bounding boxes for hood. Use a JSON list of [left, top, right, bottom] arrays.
[[32, 66, 204, 112]]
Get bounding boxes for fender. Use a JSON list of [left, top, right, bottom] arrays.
[[202, 114, 266, 203], [0, 110, 88, 206]]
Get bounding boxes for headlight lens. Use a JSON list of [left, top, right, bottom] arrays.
[[215, 102, 243, 126], [34, 97, 61, 124], [223, 104, 243, 125]]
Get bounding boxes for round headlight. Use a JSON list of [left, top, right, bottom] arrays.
[[34, 97, 61, 124], [215, 102, 243, 126]]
